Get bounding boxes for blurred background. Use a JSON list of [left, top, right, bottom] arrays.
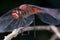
[[0, 0, 60, 40]]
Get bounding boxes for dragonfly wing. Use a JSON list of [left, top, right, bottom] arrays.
[[20, 15, 34, 27], [0, 9, 15, 32], [37, 13, 60, 25], [4, 15, 34, 32], [29, 4, 60, 25], [36, 8, 60, 25], [0, 8, 34, 33], [54, 9, 60, 20]]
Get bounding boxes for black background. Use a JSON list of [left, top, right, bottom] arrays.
[[0, 0, 60, 40]]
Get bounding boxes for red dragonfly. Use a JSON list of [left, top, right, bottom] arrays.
[[0, 4, 60, 32]]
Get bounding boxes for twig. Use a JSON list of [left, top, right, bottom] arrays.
[[49, 34, 57, 40], [50, 25, 60, 39], [3, 25, 60, 40]]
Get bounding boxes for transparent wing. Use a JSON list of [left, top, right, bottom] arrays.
[[0, 8, 34, 33], [4, 15, 34, 32], [37, 8, 60, 25], [37, 7, 60, 25], [37, 13, 60, 25], [29, 4, 60, 25]]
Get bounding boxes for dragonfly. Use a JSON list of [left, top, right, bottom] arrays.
[[0, 4, 60, 33]]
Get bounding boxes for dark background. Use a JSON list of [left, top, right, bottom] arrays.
[[0, 0, 60, 40]]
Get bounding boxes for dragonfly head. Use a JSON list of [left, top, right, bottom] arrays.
[[12, 8, 22, 19]]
